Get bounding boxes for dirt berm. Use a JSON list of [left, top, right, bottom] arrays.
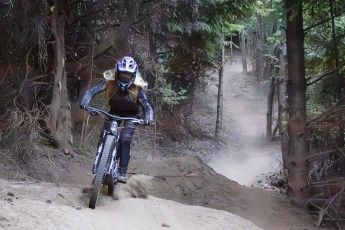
[[0, 155, 322, 230], [130, 156, 321, 230]]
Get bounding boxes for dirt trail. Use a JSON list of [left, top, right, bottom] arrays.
[[0, 178, 261, 230], [209, 58, 282, 187]]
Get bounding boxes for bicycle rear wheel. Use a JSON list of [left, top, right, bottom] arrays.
[[89, 135, 115, 209]]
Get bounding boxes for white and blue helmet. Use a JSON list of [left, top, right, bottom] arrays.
[[116, 56, 138, 91]]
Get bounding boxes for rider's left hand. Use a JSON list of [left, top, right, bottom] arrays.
[[144, 118, 154, 126]]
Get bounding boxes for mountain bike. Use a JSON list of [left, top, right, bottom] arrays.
[[85, 106, 144, 209]]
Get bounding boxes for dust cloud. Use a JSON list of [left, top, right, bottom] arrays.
[[114, 174, 152, 199], [209, 59, 282, 187], [81, 175, 152, 206]]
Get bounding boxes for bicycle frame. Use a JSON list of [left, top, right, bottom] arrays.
[[87, 106, 144, 208], [88, 107, 143, 184], [92, 121, 119, 175]]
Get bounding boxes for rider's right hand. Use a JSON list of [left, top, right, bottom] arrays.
[[80, 102, 89, 110]]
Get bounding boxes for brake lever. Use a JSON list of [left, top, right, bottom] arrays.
[[85, 106, 100, 115], [132, 119, 145, 125], [89, 110, 100, 115]]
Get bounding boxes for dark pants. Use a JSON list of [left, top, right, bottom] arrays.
[[118, 120, 137, 170], [102, 119, 137, 172]]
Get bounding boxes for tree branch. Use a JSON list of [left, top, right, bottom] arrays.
[[66, 0, 141, 73], [66, 8, 105, 29], [130, 15, 147, 27], [304, 9, 345, 32], [307, 96, 345, 126], [306, 62, 345, 86], [308, 149, 337, 161], [13, 47, 32, 107], [0, 63, 11, 86], [130, 26, 142, 34]]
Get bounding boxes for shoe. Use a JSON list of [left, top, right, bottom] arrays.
[[118, 172, 127, 184], [118, 167, 127, 184]]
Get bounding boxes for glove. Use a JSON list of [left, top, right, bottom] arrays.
[[144, 118, 154, 126], [80, 102, 89, 110], [80, 103, 99, 115]]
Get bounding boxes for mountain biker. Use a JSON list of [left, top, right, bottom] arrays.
[[80, 56, 154, 183]]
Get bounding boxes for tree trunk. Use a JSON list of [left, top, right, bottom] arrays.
[[256, 38, 265, 81], [286, 0, 309, 207], [329, 0, 341, 99], [279, 28, 289, 177], [230, 35, 233, 64], [267, 77, 276, 140], [215, 45, 225, 142], [241, 29, 247, 74], [329, 0, 344, 147], [338, 119, 344, 148], [46, 1, 73, 150], [69, 0, 142, 123]]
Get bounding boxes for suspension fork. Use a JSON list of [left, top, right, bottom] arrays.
[[92, 130, 107, 174], [107, 127, 123, 183], [108, 132, 122, 180]]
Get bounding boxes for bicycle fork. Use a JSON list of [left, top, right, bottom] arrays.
[[108, 134, 120, 183], [92, 130, 107, 174]]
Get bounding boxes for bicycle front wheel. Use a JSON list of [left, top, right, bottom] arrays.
[[89, 135, 115, 209]]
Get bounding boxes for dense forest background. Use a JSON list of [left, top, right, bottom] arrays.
[[0, 0, 345, 227]]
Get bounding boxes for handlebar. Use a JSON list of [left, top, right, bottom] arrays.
[[85, 106, 144, 125]]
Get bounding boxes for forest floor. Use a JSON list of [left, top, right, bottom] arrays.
[[0, 56, 329, 229]]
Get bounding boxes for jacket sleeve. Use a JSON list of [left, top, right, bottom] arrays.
[[138, 88, 154, 121], [80, 81, 106, 109]]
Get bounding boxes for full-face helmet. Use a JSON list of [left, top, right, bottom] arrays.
[[116, 56, 138, 91]]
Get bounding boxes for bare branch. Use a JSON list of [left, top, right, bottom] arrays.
[[307, 62, 345, 86], [0, 63, 11, 86], [308, 149, 337, 161], [130, 15, 147, 27], [336, 145, 345, 157], [30, 74, 50, 81], [13, 48, 32, 107], [307, 96, 345, 125], [307, 107, 344, 125], [66, 8, 105, 29], [130, 26, 142, 34], [304, 9, 345, 32]]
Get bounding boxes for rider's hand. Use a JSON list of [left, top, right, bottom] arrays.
[[81, 104, 100, 115], [80, 103, 89, 110], [144, 118, 154, 126]]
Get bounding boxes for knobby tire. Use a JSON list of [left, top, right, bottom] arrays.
[[89, 135, 115, 209]]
